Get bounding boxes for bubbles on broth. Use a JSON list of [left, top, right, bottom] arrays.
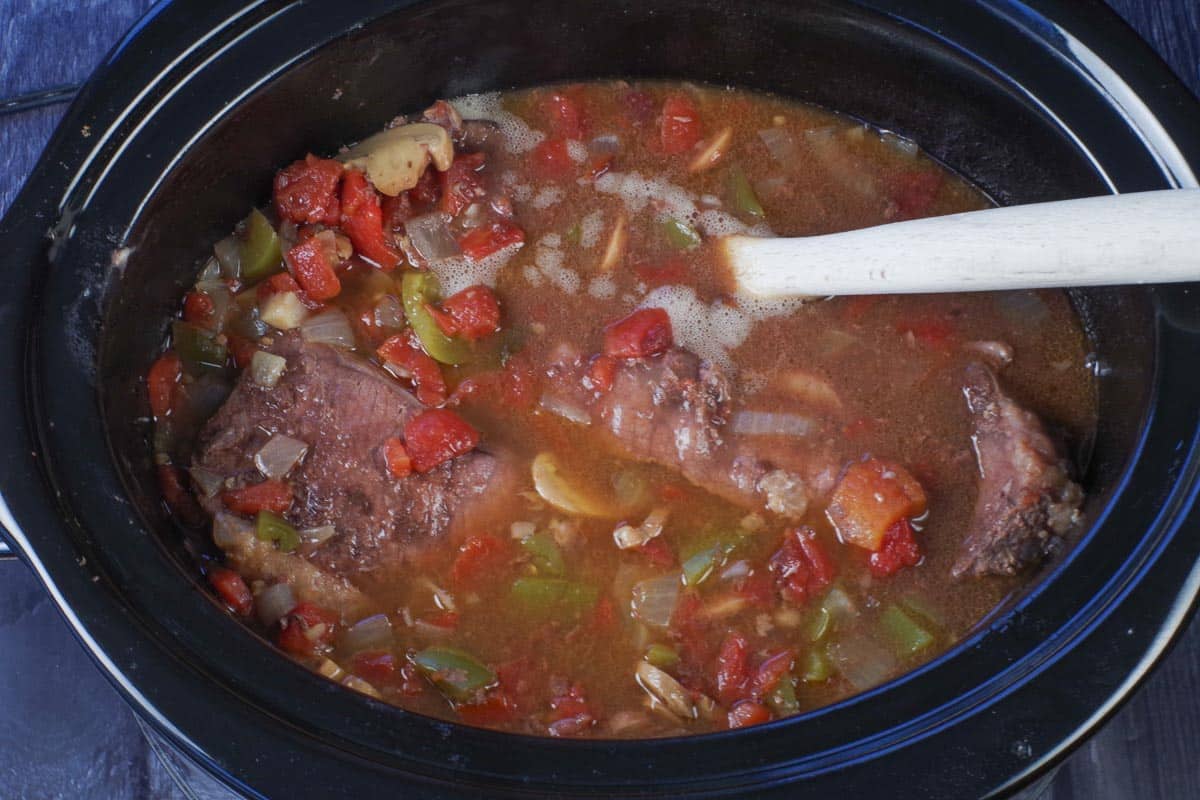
[[429, 242, 523, 295], [452, 92, 545, 154]]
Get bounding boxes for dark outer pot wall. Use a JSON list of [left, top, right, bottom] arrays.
[[1, 1, 1200, 798]]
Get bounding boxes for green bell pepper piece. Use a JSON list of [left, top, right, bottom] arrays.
[[520, 532, 565, 577], [412, 646, 497, 701], [644, 643, 680, 670], [881, 605, 935, 656], [663, 217, 701, 249], [766, 674, 800, 715], [728, 164, 765, 219], [255, 511, 299, 552], [510, 577, 598, 619], [802, 648, 833, 683], [239, 209, 282, 283], [401, 271, 474, 365], [172, 321, 228, 374], [807, 606, 832, 643]]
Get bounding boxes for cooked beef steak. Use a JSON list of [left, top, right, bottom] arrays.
[[545, 346, 838, 518], [953, 363, 1084, 577], [193, 334, 508, 584]]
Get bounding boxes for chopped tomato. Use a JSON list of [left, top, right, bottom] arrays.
[[603, 307, 673, 359], [542, 91, 588, 139], [457, 690, 518, 726], [273, 154, 343, 226], [715, 632, 750, 706], [439, 152, 487, 217], [208, 568, 253, 616], [221, 479, 293, 515], [584, 354, 618, 393], [728, 700, 771, 729], [157, 464, 204, 526], [427, 285, 501, 341], [769, 527, 836, 605], [183, 291, 216, 328], [637, 536, 675, 568], [340, 169, 402, 270], [382, 436, 413, 479], [147, 351, 182, 418], [256, 271, 323, 310], [869, 518, 923, 577], [350, 650, 397, 684], [588, 154, 613, 181], [425, 610, 460, 630], [531, 138, 574, 180], [892, 169, 944, 220], [634, 256, 689, 288], [377, 331, 447, 406], [458, 220, 526, 261], [225, 333, 258, 369], [750, 650, 794, 699], [827, 458, 927, 551], [277, 602, 337, 656], [285, 231, 341, 301], [660, 93, 703, 155], [546, 682, 594, 737], [449, 535, 512, 588]]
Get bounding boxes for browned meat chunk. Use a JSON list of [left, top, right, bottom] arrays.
[[545, 347, 839, 518], [193, 334, 509, 585], [953, 363, 1084, 577]]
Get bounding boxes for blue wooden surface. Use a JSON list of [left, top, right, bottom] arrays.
[[0, 1, 1196, 798]]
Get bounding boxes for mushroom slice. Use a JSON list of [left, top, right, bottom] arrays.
[[339, 123, 454, 196], [636, 661, 695, 720]]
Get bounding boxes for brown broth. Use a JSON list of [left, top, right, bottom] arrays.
[[160, 81, 1096, 738]]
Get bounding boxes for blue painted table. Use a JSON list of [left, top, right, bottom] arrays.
[[1, 1, 1197, 797]]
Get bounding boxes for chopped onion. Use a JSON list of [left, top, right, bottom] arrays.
[[828, 633, 897, 691], [212, 512, 253, 549], [197, 256, 221, 283], [612, 470, 649, 511], [539, 393, 591, 425], [881, 131, 920, 158], [636, 661, 693, 719], [732, 411, 814, 437], [614, 506, 669, 550], [631, 574, 680, 628], [300, 308, 355, 348], [256, 583, 297, 626], [249, 350, 287, 388], [189, 466, 224, 498], [720, 559, 752, 581], [510, 521, 537, 540], [254, 433, 309, 479], [213, 235, 242, 277], [301, 525, 336, 543], [260, 291, 308, 331], [965, 340, 1014, 366], [588, 134, 621, 157], [775, 369, 843, 410], [341, 613, 393, 653], [758, 127, 797, 163], [374, 294, 405, 329], [407, 212, 461, 262]]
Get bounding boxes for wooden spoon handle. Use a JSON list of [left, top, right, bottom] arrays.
[[725, 189, 1200, 298]]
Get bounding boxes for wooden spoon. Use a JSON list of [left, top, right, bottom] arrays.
[[723, 189, 1200, 298]]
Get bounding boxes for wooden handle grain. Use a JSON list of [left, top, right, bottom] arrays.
[[725, 189, 1200, 297]]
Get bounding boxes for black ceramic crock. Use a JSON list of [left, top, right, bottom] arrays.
[[2, 0, 1199, 797]]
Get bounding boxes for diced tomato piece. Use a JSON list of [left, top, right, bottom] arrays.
[[547, 682, 595, 737], [225, 333, 258, 369], [207, 567, 253, 616], [147, 351, 182, 418], [715, 632, 750, 706], [602, 307, 673, 359], [183, 291, 216, 328], [458, 220, 526, 261], [588, 154, 613, 181], [660, 93, 703, 155], [869, 518, 923, 577], [896, 317, 957, 352], [427, 285, 501, 341], [273, 154, 343, 226], [439, 152, 488, 217], [411, 167, 440, 208], [157, 464, 204, 526], [350, 650, 398, 684], [750, 650, 794, 699], [584, 354, 617, 393], [277, 602, 337, 656], [634, 256, 689, 288], [769, 527, 836, 605], [892, 169, 944, 220], [285, 231, 342, 301], [449, 535, 512, 588], [382, 436, 413, 479], [425, 610, 460, 630], [542, 91, 588, 139], [457, 690, 518, 726], [728, 700, 771, 729], [377, 331, 447, 407], [637, 536, 675, 568], [221, 479, 293, 515], [340, 169, 402, 270], [531, 138, 574, 180], [827, 458, 927, 551]]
